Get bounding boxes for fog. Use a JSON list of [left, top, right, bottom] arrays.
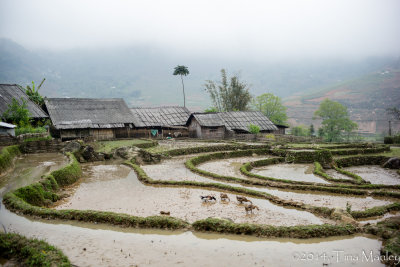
[[1, 0, 399, 60]]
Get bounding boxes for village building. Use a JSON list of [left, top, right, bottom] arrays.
[[0, 84, 48, 122], [45, 98, 136, 141], [274, 124, 289, 135], [130, 106, 190, 138], [187, 111, 278, 139]]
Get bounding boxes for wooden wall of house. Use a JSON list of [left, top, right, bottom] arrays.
[[60, 128, 115, 141], [272, 127, 286, 135], [188, 118, 225, 139], [130, 128, 189, 139]]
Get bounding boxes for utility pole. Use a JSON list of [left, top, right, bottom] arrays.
[[389, 120, 392, 136]]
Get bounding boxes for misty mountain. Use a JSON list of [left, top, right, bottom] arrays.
[[284, 70, 400, 135], [0, 38, 398, 111]]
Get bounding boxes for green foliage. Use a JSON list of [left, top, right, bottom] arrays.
[[291, 125, 310, 136], [314, 99, 358, 142], [2, 98, 31, 126], [204, 107, 218, 113], [248, 124, 260, 134], [0, 145, 21, 174], [25, 79, 45, 108], [173, 65, 189, 107], [204, 69, 251, 112], [252, 93, 288, 125], [15, 125, 47, 136], [0, 233, 71, 267]]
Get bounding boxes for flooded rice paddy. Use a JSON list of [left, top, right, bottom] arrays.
[[56, 162, 330, 225], [0, 153, 68, 197], [0, 202, 384, 267], [1, 150, 397, 266], [142, 155, 393, 211], [343, 165, 400, 185], [251, 163, 331, 184]]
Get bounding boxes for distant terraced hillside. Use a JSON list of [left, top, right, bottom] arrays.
[[284, 69, 400, 135]]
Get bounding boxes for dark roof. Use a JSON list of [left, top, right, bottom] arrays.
[[189, 113, 225, 127], [188, 111, 278, 132], [0, 84, 48, 119], [219, 111, 278, 132], [130, 106, 191, 127], [275, 124, 289, 128], [45, 98, 135, 129]]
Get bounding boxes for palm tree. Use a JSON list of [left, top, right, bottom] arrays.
[[173, 65, 189, 107]]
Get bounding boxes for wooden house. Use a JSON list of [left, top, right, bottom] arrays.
[[45, 98, 136, 141], [273, 124, 289, 135], [130, 106, 190, 138], [0, 84, 48, 122], [187, 111, 277, 139]]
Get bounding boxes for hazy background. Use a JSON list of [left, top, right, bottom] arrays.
[[0, 0, 399, 134]]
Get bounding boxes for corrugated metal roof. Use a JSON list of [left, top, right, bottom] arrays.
[[45, 98, 137, 130], [0, 84, 48, 119], [130, 106, 191, 127], [189, 111, 278, 132], [0, 122, 17, 128]]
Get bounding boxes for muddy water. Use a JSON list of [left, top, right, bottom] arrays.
[[325, 169, 354, 181], [252, 163, 331, 184], [0, 153, 69, 197], [143, 156, 393, 211], [142, 157, 213, 182], [56, 162, 331, 226], [0, 203, 384, 267], [198, 156, 272, 179], [358, 211, 400, 225], [344, 165, 400, 185]]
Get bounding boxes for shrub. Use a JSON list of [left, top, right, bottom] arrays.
[[248, 124, 260, 134], [15, 126, 47, 136]]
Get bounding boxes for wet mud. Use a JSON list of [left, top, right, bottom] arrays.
[[251, 163, 331, 184], [344, 165, 400, 185], [56, 162, 330, 225]]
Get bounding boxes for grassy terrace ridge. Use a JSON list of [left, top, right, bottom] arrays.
[[0, 145, 21, 174], [92, 139, 156, 153], [0, 233, 71, 267]]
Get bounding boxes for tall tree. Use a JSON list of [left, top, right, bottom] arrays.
[[252, 93, 287, 125], [173, 66, 189, 107], [204, 69, 251, 112], [25, 78, 45, 108], [314, 99, 357, 142]]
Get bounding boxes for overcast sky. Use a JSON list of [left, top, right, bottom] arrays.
[[1, 0, 399, 60]]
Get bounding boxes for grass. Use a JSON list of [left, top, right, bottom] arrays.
[[192, 218, 358, 238], [0, 145, 21, 174], [0, 232, 71, 267], [93, 139, 154, 153], [23, 136, 52, 143], [15, 126, 47, 136]]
